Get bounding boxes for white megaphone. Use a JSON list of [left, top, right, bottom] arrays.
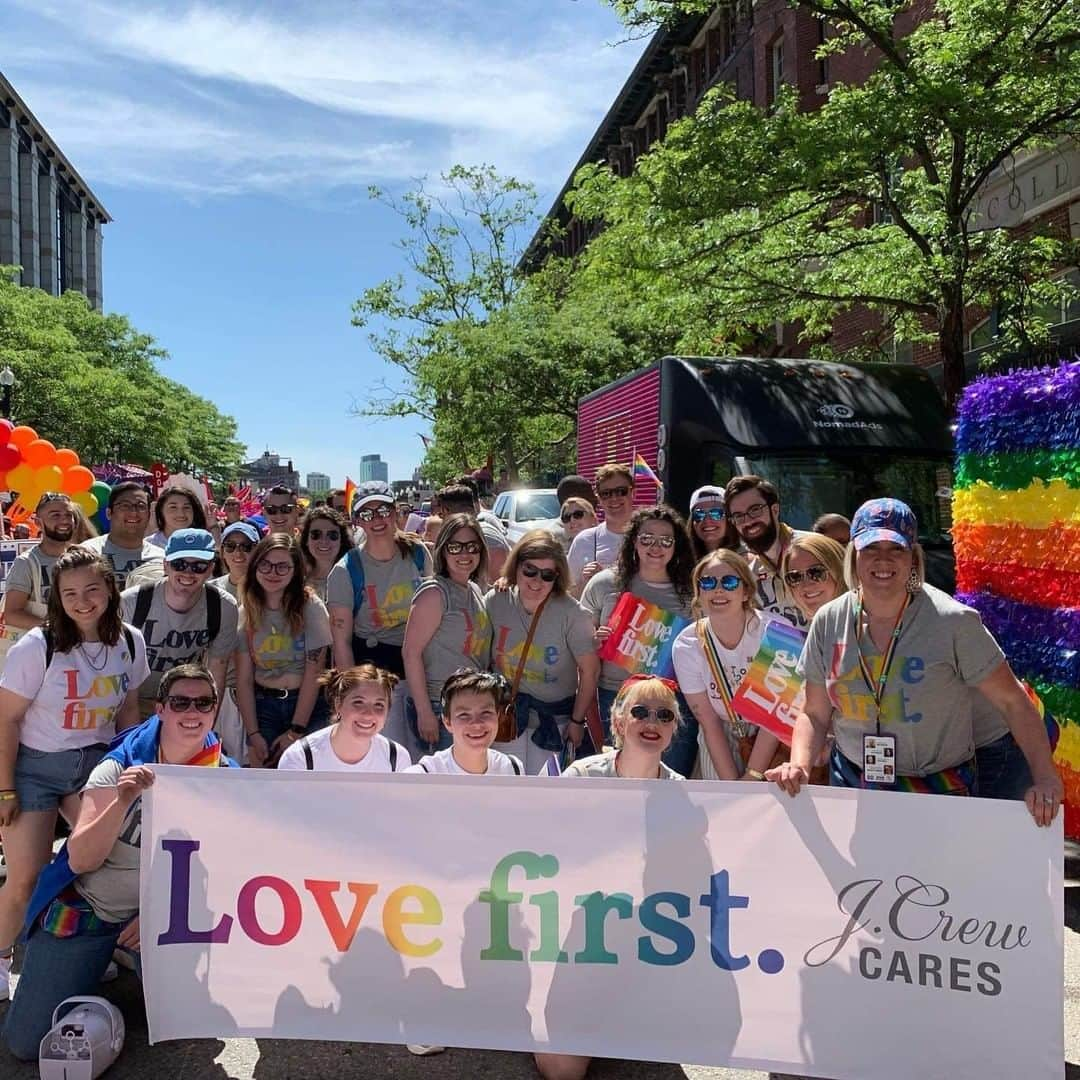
[[38, 996, 124, 1079]]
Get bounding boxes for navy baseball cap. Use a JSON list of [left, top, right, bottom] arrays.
[[164, 528, 217, 562], [850, 499, 917, 550]]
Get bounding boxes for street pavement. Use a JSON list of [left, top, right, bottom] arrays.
[[1, 850, 1078, 1080]]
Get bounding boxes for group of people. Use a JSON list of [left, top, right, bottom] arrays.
[[0, 465, 1063, 1074]]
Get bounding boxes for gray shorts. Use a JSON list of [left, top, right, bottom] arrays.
[[14, 743, 108, 813]]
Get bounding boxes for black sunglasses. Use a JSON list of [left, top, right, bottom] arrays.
[[561, 509, 587, 523], [628, 705, 676, 723], [597, 485, 630, 499], [309, 529, 341, 541], [446, 540, 482, 555], [784, 564, 830, 587], [165, 695, 217, 714], [222, 541, 254, 554], [170, 559, 212, 574], [521, 563, 558, 583], [264, 503, 296, 514]]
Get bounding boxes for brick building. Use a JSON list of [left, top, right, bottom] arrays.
[[0, 71, 109, 310], [524, 3, 1080, 382]]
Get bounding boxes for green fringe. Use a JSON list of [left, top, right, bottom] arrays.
[[955, 449, 1080, 491], [1031, 678, 1080, 727]]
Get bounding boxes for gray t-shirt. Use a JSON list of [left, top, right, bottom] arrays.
[[120, 581, 239, 703], [239, 595, 332, 682], [210, 574, 239, 600], [798, 584, 1007, 776], [5, 545, 59, 604], [81, 535, 165, 591], [325, 546, 432, 647], [75, 757, 142, 922], [414, 578, 491, 701], [484, 589, 596, 702], [579, 569, 695, 691]]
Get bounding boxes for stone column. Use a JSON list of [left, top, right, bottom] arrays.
[[37, 163, 58, 295], [64, 194, 87, 296], [0, 114, 20, 273], [84, 216, 103, 310], [17, 142, 39, 287]]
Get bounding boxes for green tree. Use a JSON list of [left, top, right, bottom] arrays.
[[580, 0, 1080, 405], [0, 271, 245, 478]]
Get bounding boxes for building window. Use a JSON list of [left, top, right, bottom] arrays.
[[723, 5, 737, 60], [817, 18, 830, 87], [968, 316, 996, 351], [770, 35, 785, 104]]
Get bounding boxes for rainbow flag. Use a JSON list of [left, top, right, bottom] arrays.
[[343, 476, 357, 515], [953, 360, 1080, 839], [597, 593, 690, 679], [730, 620, 807, 745], [632, 453, 659, 486]]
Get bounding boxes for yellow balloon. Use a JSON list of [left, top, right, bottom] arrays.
[[71, 491, 98, 516]]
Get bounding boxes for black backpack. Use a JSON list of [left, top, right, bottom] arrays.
[[128, 582, 222, 647], [300, 735, 399, 772]]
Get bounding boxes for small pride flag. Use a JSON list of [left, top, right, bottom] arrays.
[[343, 476, 357, 514], [632, 453, 659, 486], [730, 620, 808, 745], [597, 593, 690, 680]]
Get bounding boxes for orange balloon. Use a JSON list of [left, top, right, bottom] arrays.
[[55, 448, 80, 471], [9, 426, 38, 451], [62, 465, 95, 494], [23, 439, 57, 469], [71, 491, 98, 516]]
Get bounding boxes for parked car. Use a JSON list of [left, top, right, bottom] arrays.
[[492, 489, 561, 543]]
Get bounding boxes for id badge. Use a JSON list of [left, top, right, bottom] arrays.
[[863, 734, 896, 784]]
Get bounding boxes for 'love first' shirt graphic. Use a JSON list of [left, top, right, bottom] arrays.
[[826, 641, 926, 725]]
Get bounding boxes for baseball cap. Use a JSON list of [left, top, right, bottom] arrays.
[[221, 521, 260, 545], [164, 528, 217, 562], [352, 480, 394, 513], [850, 499, 917, 550], [689, 485, 725, 510]]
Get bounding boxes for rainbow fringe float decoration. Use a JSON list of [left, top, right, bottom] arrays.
[[953, 360, 1080, 838]]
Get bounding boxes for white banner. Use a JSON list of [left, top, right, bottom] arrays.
[[140, 768, 1063, 1079]]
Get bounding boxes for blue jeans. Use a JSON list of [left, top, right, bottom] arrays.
[[975, 731, 1033, 801], [405, 697, 452, 753], [596, 685, 699, 778], [255, 687, 330, 750], [2, 919, 138, 1061]]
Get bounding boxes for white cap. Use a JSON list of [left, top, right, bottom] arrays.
[[689, 485, 725, 510]]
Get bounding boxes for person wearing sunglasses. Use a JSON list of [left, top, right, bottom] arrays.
[[580, 506, 698, 775], [779, 533, 847, 624], [484, 531, 598, 773], [80, 482, 164, 591], [724, 475, 809, 629], [262, 485, 301, 536], [402, 515, 492, 755], [673, 551, 794, 781], [235, 534, 332, 768], [769, 499, 1062, 826], [558, 497, 597, 585], [688, 485, 738, 561], [0, 548, 149, 1006], [300, 507, 354, 603], [567, 464, 636, 591], [2, 663, 237, 1061], [327, 482, 432, 678], [120, 529, 239, 721]]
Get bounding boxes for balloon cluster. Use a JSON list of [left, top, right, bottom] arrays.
[[0, 421, 101, 519]]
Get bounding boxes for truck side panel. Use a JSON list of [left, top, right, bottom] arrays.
[[577, 366, 660, 507]]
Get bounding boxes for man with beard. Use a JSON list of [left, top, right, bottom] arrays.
[[724, 475, 809, 629], [80, 482, 164, 590], [1, 493, 76, 631]]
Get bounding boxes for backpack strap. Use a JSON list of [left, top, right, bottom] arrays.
[[389, 741, 398, 771], [130, 583, 156, 630], [44, 625, 54, 671], [205, 585, 221, 646], [122, 625, 135, 660], [345, 548, 366, 616], [411, 543, 427, 575], [419, 761, 429, 773], [511, 757, 521, 775], [302, 737, 314, 770]]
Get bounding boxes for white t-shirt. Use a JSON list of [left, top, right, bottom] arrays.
[[567, 523, 625, 584], [0, 625, 150, 752], [277, 727, 411, 772], [403, 746, 523, 775]]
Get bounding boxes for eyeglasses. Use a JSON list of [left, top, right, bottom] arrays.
[[691, 507, 725, 523], [309, 529, 340, 542], [561, 509, 587, 523], [264, 503, 296, 515], [597, 485, 630, 500], [628, 705, 676, 723], [698, 574, 742, 592], [355, 506, 394, 522], [521, 563, 558, 583], [784, 564, 831, 588], [169, 559, 212, 575], [113, 499, 149, 513], [729, 501, 769, 525], [222, 541, 254, 554], [446, 540, 482, 555], [637, 534, 675, 548], [257, 560, 293, 577], [165, 695, 216, 714]]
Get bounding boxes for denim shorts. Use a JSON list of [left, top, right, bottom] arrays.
[[255, 686, 330, 748], [14, 743, 108, 813], [405, 696, 452, 753]]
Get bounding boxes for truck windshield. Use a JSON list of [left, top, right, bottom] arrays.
[[726, 454, 951, 543]]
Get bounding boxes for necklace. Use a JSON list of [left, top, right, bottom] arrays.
[[79, 641, 110, 671]]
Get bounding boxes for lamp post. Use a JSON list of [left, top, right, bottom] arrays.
[[0, 367, 13, 421]]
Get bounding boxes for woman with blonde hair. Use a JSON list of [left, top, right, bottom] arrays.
[[672, 550, 794, 780], [484, 530, 598, 772], [779, 532, 847, 624]]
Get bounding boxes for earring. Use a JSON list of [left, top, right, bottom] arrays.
[[907, 569, 920, 593]]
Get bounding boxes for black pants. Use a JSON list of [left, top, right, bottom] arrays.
[[351, 637, 405, 677]]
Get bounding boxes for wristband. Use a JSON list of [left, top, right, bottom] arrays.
[[0, 791, 17, 802], [244, 731, 262, 743], [289, 724, 308, 736], [745, 768, 766, 781]]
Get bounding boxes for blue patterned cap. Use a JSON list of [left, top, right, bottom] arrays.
[[850, 498, 917, 550]]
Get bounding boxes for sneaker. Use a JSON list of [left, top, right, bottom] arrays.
[[100, 960, 118, 983], [406, 1045, 446, 1057], [0, 952, 10, 1002]]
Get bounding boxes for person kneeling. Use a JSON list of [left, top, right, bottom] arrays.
[[1, 664, 237, 1061]]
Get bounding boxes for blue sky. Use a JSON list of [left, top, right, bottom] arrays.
[[4, 0, 646, 487]]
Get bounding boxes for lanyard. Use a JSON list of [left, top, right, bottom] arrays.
[[852, 590, 911, 731]]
